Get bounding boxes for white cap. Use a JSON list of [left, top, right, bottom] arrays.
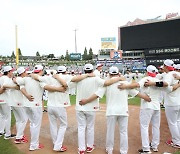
[[164, 59, 174, 67], [109, 66, 119, 74], [57, 66, 66, 73], [33, 65, 43, 73], [175, 64, 180, 70], [135, 70, 138, 73], [3, 66, 13, 73], [97, 63, 103, 67], [84, 64, 93, 71], [146, 65, 156, 73], [17, 67, 26, 75]]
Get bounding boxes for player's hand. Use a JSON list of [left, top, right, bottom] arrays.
[[53, 74, 59, 79], [27, 95, 34, 101], [144, 94, 151, 102], [118, 83, 127, 89], [144, 80, 155, 87], [79, 99, 88, 105], [173, 73, 180, 80]]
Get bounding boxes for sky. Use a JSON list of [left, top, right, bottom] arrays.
[[0, 0, 180, 57]]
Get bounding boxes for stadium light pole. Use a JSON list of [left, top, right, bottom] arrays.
[[74, 29, 78, 53]]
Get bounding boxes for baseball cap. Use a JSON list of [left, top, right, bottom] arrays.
[[96, 63, 103, 68], [84, 64, 93, 71], [3, 66, 14, 73], [146, 65, 157, 77], [57, 66, 66, 73], [164, 59, 174, 71], [17, 67, 26, 75], [135, 70, 138, 73], [109, 66, 119, 75], [175, 64, 180, 70], [33, 65, 43, 73]]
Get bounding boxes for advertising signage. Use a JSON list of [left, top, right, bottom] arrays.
[[101, 37, 116, 49], [69, 53, 81, 60], [144, 47, 180, 55]]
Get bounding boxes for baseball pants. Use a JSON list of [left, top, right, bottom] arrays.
[[0, 103, 11, 136], [12, 107, 28, 139], [165, 105, 180, 145], [47, 106, 67, 151], [76, 111, 96, 151], [140, 109, 160, 151], [25, 107, 43, 150], [106, 115, 128, 154]]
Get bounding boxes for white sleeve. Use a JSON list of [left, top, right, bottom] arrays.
[[16, 77, 25, 86], [163, 73, 173, 86], [96, 77, 105, 87], [138, 78, 146, 89], [95, 87, 106, 98], [129, 89, 139, 97]]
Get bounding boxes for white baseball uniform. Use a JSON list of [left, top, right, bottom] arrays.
[[0, 76, 12, 137], [3, 76, 27, 140], [138, 76, 161, 151], [16, 76, 44, 150], [96, 79, 138, 154], [39, 74, 72, 151], [75, 76, 105, 151], [163, 71, 180, 146]]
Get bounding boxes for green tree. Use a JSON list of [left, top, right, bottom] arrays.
[[18, 48, 22, 56], [65, 50, 70, 61], [88, 48, 93, 60], [11, 51, 15, 58], [47, 54, 55, 59], [82, 47, 88, 60], [60, 55, 64, 60], [36, 51, 40, 56]]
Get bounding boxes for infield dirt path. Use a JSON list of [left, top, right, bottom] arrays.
[[13, 105, 180, 154]]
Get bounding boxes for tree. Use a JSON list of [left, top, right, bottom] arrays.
[[36, 51, 40, 56], [60, 55, 64, 60], [65, 50, 70, 61], [82, 47, 88, 60], [47, 54, 55, 59], [88, 48, 93, 60], [18, 48, 22, 56], [11, 51, 15, 58]]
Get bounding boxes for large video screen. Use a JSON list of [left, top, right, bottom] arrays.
[[120, 18, 180, 50]]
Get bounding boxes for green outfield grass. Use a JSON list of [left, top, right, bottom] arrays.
[[0, 112, 24, 154]]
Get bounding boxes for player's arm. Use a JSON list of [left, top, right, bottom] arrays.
[[104, 76, 125, 86], [0, 86, 5, 94], [136, 92, 151, 102], [79, 94, 99, 105], [20, 87, 34, 101], [29, 73, 40, 81], [171, 82, 180, 91], [44, 85, 66, 92], [173, 74, 180, 80], [53, 74, 68, 89], [71, 73, 95, 82], [144, 80, 168, 87], [3, 84, 20, 90], [118, 82, 140, 89]]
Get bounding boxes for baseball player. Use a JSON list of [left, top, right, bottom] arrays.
[[0, 66, 16, 139], [145, 60, 180, 149], [31, 65, 72, 152], [16, 65, 44, 151], [94, 63, 103, 78], [71, 63, 105, 154], [3, 67, 28, 143], [79, 66, 151, 154], [124, 69, 134, 83]]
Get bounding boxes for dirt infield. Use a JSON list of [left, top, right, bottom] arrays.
[[13, 105, 180, 154]]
